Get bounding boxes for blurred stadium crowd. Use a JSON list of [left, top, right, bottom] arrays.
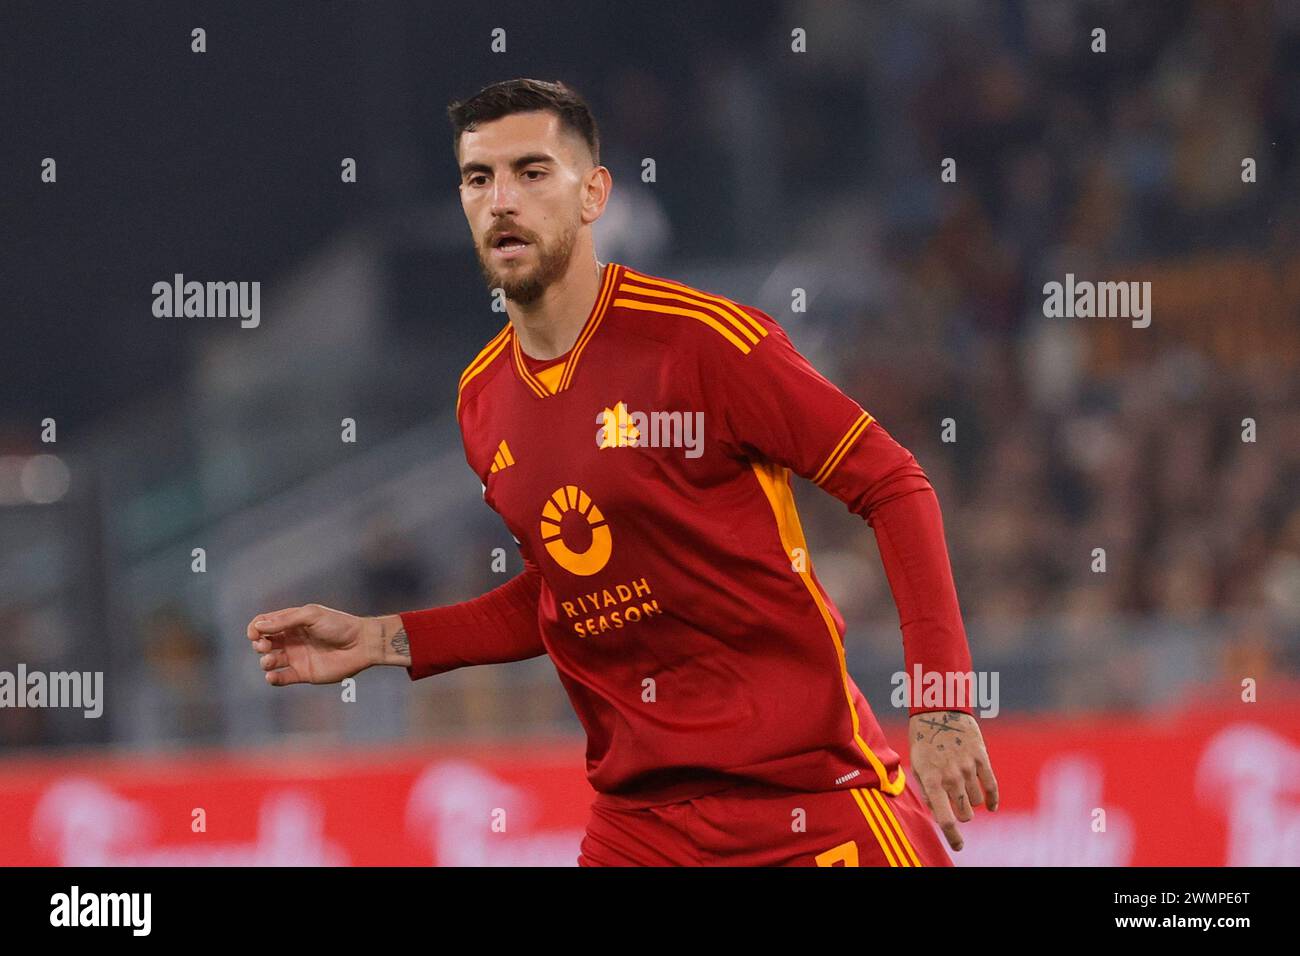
[[2, 1, 1297, 750]]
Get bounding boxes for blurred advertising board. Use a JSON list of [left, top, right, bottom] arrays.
[[1, 702, 1296, 866]]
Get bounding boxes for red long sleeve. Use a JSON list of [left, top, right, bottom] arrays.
[[820, 421, 974, 717], [399, 559, 546, 680], [865, 484, 974, 716]]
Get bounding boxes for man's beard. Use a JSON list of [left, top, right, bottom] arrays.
[[476, 220, 579, 306]]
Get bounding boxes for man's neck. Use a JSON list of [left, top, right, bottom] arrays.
[[509, 256, 605, 361]]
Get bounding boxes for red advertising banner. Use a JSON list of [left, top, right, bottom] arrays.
[[1, 702, 1296, 866]]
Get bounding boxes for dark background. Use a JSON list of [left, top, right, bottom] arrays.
[[2, 0, 1297, 753]]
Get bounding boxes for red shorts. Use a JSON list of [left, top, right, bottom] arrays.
[[578, 775, 953, 867]]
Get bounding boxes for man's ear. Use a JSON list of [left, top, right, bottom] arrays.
[[581, 165, 612, 225]]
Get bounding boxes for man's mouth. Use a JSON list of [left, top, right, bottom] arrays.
[[490, 232, 532, 259]]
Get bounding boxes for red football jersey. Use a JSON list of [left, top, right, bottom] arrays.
[[409, 261, 972, 807]]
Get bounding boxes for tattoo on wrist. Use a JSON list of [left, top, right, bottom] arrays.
[[917, 711, 964, 746], [391, 627, 409, 661]]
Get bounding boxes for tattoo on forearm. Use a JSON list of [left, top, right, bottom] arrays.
[[391, 627, 409, 660]]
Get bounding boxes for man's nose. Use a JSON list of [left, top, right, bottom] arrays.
[[489, 178, 519, 215]]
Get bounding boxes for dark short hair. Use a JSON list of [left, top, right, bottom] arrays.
[[447, 78, 600, 166]]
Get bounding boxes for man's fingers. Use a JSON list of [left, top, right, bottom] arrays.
[[251, 635, 285, 654], [976, 756, 1000, 812], [943, 775, 974, 823], [246, 609, 316, 686], [961, 763, 985, 810], [251, 606, 318, 636], [919, 775, 964, 852], [264, 664, 303, 686]]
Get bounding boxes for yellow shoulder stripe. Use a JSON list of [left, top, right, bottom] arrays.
[[617, 280, 763, 346], [614, 296, 754, 353], [459, 323, 511, 388], [457, 323, 512, 410], [812, 411, 874, 486], [614, 269, 769, 352]]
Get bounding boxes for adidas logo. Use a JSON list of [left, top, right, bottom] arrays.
[[489, 440, 516, 473]]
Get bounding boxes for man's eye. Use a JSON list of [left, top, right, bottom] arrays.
[[524, 169, 545, 180], [468, 175, 487, 186]]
